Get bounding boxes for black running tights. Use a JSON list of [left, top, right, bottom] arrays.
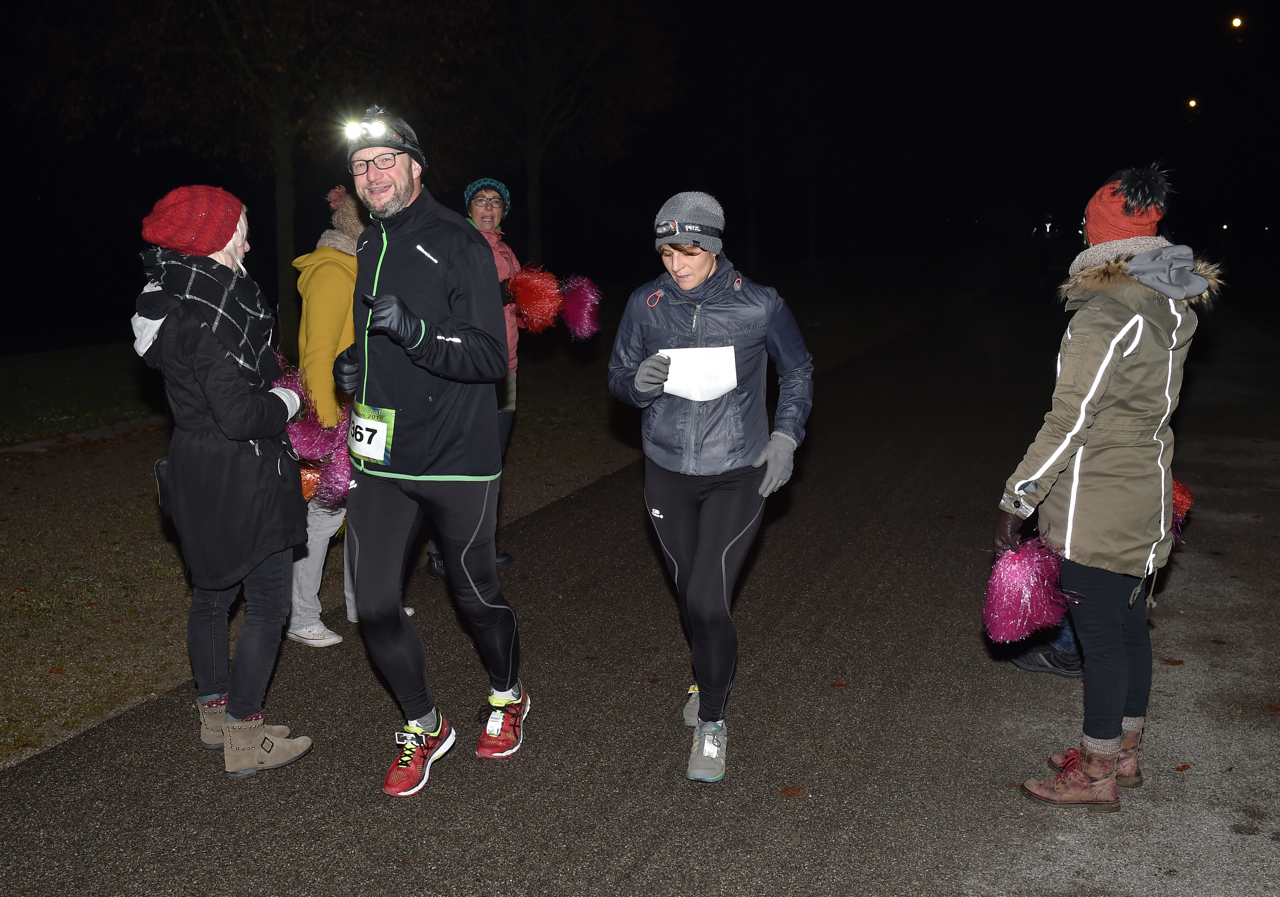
[[347, 470, 519, 721], [644, 458, 766, 723]]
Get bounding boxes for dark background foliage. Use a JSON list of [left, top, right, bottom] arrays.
[[11, 0, 1273, 356]]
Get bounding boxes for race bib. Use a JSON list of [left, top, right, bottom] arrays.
[[348, 401, 396, 466]]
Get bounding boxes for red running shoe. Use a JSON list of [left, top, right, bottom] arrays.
[[382, 717, 455, 797], [476, 689, 530, 759]]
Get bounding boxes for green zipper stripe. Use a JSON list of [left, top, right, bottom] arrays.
[[360, 224, 390, 401]]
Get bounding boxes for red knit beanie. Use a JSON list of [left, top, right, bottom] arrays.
[[142, 185, 244, 255], [1084, 181, 1163, 246]]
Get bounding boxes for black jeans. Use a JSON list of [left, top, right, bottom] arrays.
[[1060, 559, 1153, 741], [644, 458, 767, 722], [347, 470, 518, 721], [187, 547, 292, 720]]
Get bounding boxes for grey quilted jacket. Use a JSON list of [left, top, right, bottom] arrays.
[[608, 265, 813, 476]]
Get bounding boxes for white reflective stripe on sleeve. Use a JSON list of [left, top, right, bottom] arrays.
[[1013, 313, 1145, 496], [1143, 299, 1183, 575], [416, 245, 438, 263], [436, 335, 462, 344]]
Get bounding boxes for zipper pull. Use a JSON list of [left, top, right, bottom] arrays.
[[691, 308, 699, 333]]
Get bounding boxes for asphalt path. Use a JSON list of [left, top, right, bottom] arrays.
[[2, 275, 1276, 896]]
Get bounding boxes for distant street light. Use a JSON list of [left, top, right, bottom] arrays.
[[1189, 99, 1197, 108], [1232, 17, 1242, 27]]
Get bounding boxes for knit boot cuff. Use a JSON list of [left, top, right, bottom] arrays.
[[1082, 733, 1123, 755]]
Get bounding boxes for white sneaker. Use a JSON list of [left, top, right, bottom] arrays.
[[287, 624, 343, 647], [404, 606, 415, 617]]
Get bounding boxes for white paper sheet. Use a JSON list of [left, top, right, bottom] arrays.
[[659, 346, 737, 402]]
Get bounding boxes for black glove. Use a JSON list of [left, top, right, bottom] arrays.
[[993, 510, 1023, 556], [364, 293, 422, 347], [333, 345, 361, 394], [634, 353, 670, 393]]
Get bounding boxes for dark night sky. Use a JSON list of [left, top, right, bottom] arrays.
[[10, 1, 1273, 353]]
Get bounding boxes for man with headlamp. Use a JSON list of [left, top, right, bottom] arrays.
[[333, 105, 528, 797]]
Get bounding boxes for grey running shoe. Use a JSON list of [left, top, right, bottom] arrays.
[[682, 685, 699, 727], [686, 719, 727, 783]]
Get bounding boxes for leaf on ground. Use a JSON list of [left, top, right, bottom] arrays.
[[649, 676, 660, 684], [1160, 658, 1184, 665], [829, 679, 847, 687], [1211, 639, 1226, 644], [50, 668, 64, 674], [779, 786, 805, 797], [1176, 764, 1191, 771], [14, 588, 27, 593], [1268, 705, 1280, 713]]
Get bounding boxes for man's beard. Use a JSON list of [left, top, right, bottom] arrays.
[[360, 178, 415, 220]]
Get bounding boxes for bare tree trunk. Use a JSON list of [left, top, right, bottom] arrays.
[[271, 105, 298, 361], [526, 148, 543, 264]]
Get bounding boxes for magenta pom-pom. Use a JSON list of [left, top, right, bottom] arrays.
[[272, 351, 351, 505], [508, 267, 563, 333], [984, 537, 1071, 643], [559, 275, 601, 340], [314, 420, 351, 505]]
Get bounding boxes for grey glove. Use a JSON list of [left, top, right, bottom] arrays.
[[634, 353, 670, 393], [752, 432, 796, 497], [333, 345, 360, 394], [268, 387, 301, 420]]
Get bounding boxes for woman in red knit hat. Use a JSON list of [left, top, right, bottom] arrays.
[[132, 185, 313, 778], [993, 167, 1220, 810]]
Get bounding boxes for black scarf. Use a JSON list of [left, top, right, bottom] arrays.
[[141, 246, 276, 389]]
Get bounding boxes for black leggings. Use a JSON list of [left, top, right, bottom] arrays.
[[187, 547, 292, 720], [1060, 559, 1153, 741], [644, 458, 766, 722], [347, 470, 519, 721]]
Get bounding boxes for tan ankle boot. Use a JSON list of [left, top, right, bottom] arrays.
[[223, 716, 312, 778], [1023, 744, 1120, 811], [197, 701, 290, 750], [1050, 729, 1142, 788], [1115, 729, 1143, 787]]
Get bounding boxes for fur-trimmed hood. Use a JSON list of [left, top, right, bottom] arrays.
[[1059, 252, 1222, 311]]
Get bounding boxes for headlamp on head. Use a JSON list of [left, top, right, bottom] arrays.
[[655, 220, 722, 242], [345, 119, 391, 140]]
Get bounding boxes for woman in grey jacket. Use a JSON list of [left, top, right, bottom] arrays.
[[608, 192, 813, 783], [994, 167, 1220, 810]]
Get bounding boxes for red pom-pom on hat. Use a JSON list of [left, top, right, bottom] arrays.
[[1084, 180, 1164, 246], [142, 185, 243, 255]]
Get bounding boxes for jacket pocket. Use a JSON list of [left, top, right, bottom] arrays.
[[1057, 333, 1092, 390]]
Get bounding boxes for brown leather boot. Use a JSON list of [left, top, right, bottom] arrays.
[[197, 700, 289, 750], [223, 716, 312, 778], [1051, 729, 1142, 788], [1023, 744, 1120, 812]]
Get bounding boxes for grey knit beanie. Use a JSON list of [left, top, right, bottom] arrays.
[[654, 191, 724, 254]]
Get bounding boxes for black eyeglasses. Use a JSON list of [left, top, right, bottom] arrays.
[[471, 195, 506, 210], [349, 152, 408, 176]]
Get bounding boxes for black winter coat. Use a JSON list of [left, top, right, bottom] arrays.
[[136, 254, 306, 589]]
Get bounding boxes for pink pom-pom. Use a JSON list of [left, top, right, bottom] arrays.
[[508, 267, 563, 333], [326, 185, 348, 210], [559, 275, 601, 340], [984, 537, 1071, 643], [314, 420, 351, 505]]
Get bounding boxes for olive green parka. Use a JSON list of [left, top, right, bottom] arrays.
[[1000, 252, 1221, 577]]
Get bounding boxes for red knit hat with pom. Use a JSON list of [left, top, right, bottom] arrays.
[[1083, 167, 1169, 246], [142, 185, 243, 255]]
